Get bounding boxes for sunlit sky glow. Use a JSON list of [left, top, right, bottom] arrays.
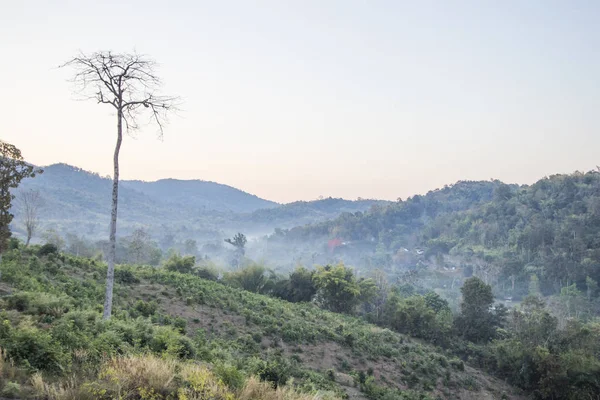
[[2, 1, 599, 203]]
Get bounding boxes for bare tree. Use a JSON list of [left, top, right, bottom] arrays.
[[61, 51, 179, 319], [17, 189, 43, 246]]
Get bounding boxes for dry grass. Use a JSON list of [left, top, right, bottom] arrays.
[[99, 354, 177, 396], [238, 377, 339, 400], [31, 373, 83, 400], [0, 347, 19, 382], [94, 354, 234, 400], [25, 354, 342, 400]]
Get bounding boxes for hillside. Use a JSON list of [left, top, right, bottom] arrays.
[[0, 245, 524, 399], [123, 178, 278, 213], [264, 171, 600, 302], [11, 164, 382, 244], [244, 198, 388, 231]]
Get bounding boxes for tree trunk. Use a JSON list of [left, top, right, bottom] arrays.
[[25, 234, 31, 247], [103, 109, 123, 320]]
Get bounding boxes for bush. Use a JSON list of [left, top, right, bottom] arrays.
[[257, 357, 292, 388], [1, 381, 20, 398], [163, 254, 195, 274], [214, 363, 245, 390], [38, 244, 58, 256], [0, 322, 69, 374], [150, 326, 196, 359], [5, 292, 72, 319], [115, 268, 140, 284], [196, 265, 220, 281], [133, 300, 157, 317]]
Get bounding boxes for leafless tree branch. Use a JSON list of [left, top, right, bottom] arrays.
[[60, 51, 180, 135], [17, 189, 43, 246]]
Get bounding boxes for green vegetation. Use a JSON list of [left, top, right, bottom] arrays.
[[0, 245, 521, 399], [174, 260, 599, 399], [276, 172, 600, 304], [0, 141, 42, 252], [5, 139, 600, 399]]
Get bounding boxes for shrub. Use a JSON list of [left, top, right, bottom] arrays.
[[196, 265, 220, 281], [163, 254, 195, 274], [257, 357, 292, 388], [38, 244, 58, 256], [150, 326, 196, 359], [5, 292, 72, 320], [115, 268, 139, 284], [449, 358, 464, 371], [214, 363, 245, 390], [1, 381, 20, 398], [0, 323, 69, 374], [133, 300, 158, 317]]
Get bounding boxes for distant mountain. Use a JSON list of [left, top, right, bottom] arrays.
[[124, 179, 278, 213], [11, 163, 383, 243]]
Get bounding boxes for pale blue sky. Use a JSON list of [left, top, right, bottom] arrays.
[[1, 1, 599, 202]]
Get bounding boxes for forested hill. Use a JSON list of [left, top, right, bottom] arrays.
[[123, 178, 278, 213], [277, 180, 506, 242], [267, 171, 600, 299], [24, 163, 278, 213], [12, 163, 382, 241]]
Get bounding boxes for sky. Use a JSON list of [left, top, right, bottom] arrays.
[[1, 1, 599, 203]]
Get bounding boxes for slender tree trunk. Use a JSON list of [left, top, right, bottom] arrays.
[[25, 233, 31, 247], [103, 109, 123, 320]]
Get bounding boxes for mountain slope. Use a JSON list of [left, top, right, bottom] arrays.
[[124, 178, 278, 213], [11, 163, 382, 242], [264, 171, 600, 301]]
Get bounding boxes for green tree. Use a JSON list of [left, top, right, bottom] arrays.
[[0, 141, 41, 252], [224, 233, 247, 252], [424, 291, 450, 313], [455, 277, 503, 342], [313, 263, 363, 314], [285, 266, 317, 302], [225, 232, 247, 267]]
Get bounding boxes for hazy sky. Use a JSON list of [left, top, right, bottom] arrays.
[[2, 1, 599, 203]]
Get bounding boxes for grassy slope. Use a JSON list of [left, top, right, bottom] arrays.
[[0, 247, 523, 399]]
